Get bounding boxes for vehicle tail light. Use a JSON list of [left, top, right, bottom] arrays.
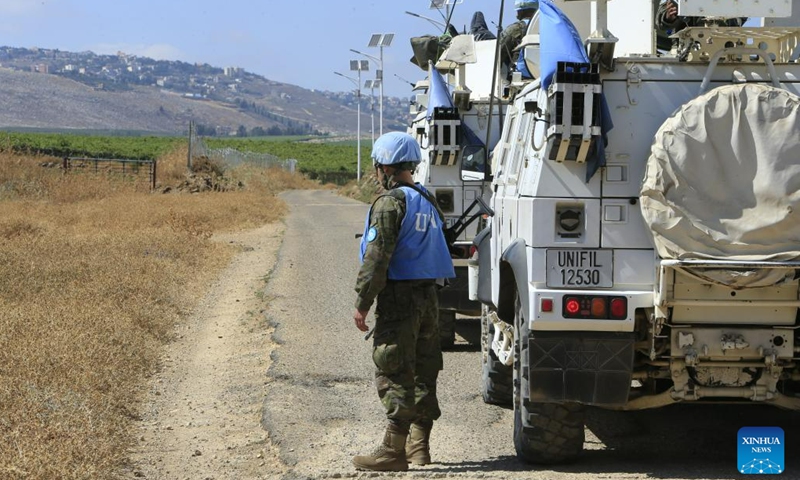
[[565, 297, 580, 315], [591, 297, 606, 318], [541, 298, 554, 313], [610, 297, 627, 319], [562, 295, 627, 320]]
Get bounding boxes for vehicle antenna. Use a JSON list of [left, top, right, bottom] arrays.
[[483, 0, 506, 192]]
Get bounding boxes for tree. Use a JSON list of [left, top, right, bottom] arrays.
[[236, 125, 248, 137], [195, 124, 216, 136]]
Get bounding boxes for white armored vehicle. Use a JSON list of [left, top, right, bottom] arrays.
[[408, 19, 507, 347], [470, 0, 800, 463]]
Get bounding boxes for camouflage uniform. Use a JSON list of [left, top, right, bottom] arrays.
[[655, 0, 746, 49], [355, 189, 443, 427], [499, 19, 528, 73]]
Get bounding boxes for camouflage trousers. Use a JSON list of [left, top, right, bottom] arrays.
[[371, 280, 443, 426]]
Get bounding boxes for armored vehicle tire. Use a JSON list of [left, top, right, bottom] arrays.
[[481, 311, 513, 407], [513, 298, 584, 464], [438, 310, 456, 349], [513, 401, 585, 464]]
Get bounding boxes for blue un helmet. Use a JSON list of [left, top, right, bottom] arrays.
[[371, 132, 422, 168], [514, 0, 538, 10]]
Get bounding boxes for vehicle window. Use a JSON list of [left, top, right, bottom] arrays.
[[461, 145, 487, 181], [517, 113, 530, 143], [509, 114, 530, 174], [504, 114, 517, 145]]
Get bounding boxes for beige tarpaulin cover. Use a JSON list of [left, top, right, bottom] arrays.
[[641, 84, 800, 287]]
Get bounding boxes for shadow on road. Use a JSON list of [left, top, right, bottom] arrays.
[[435, 374, 799, 477], [422, 404, 799, 478], [580, 403, 799, 478], [423, 403, 798, 479], [441, 316, 799, 478], [447, 316, 481, 352]]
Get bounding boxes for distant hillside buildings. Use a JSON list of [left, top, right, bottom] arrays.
[[0, 46, 411, 135]]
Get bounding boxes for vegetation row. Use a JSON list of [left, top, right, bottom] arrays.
[[0, 132, 373, 184]]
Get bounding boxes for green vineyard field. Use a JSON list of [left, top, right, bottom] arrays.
[[1, 132, 372, 184], [206, 137, 372, 184]]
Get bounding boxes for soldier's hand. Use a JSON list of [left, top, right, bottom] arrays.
[[665, 0, 678, 21], [354, 309, 370, 332]]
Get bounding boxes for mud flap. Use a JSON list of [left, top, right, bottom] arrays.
[[527, 332, 634, 406], [473, 226, 494, 309]]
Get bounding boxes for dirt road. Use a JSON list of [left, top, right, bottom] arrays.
[[126, 190, 800, 480], [125, 222, 288, 480]]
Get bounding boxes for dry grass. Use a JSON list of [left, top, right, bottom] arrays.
[[338, 172, 382, 204], [0, 151, 317, 479]]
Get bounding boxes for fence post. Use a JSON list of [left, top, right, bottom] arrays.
[[188, 121, 194, 172], [151, 160, 157, 191]]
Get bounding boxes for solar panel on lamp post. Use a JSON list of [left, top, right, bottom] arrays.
[[364, 79, 381, 148], [429, 0, 463, 18], [334, 63, 367, 181], [350, 60, 368, 181], [350, 46, 382, 138], [406, 1, 462, 33], [367, 33, 394, 137]]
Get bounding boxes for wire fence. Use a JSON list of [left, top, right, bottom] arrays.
[[64, 157, 157, 190], [188, 122, 297, 173]]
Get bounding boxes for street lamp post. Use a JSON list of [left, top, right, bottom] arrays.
[[404, 11, 446, 30], [350, 48, 381, 137], [352, 33, 393, 138], [334, 59, 369, 181], [364, 79, 381, 148]]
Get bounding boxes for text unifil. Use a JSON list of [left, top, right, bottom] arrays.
[[557, 251, 604, 268]]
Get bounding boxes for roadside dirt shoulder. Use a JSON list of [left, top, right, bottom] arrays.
[[124, 223, 287, 480]]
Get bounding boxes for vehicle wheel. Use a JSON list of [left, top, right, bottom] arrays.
[[481, 309, 512, 407], [438, 309, 456, 350], [512, 296, 585, 464]]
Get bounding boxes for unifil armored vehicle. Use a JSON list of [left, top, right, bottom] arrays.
[[407, 8, 507, 347], [470, 0, 800, 464]]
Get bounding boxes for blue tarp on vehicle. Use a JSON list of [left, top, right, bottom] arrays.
[[538, 0, 589, 89], [426, 64, 455, 120]]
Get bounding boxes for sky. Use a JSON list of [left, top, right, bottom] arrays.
[[0, 0, 519, 98]]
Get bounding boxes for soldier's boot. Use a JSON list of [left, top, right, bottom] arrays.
[[405, 422, 432, 466], [352, 423, 409, 471]]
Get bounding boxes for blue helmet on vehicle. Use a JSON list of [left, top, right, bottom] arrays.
[[515, 0, 538, 11], [371, 132, 422, 167]]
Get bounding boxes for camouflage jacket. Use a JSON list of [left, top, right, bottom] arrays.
[[354, 189, 406, 312], [655, 1, 745, 32], [499, 19, 528, 67]]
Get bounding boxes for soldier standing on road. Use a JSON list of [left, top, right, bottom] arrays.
[[352, 132, 455, 472]]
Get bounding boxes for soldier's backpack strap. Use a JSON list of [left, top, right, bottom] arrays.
[[394, 181, 445, 224]]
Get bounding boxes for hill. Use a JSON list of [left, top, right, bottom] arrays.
[[0, 46, 410, 136]]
